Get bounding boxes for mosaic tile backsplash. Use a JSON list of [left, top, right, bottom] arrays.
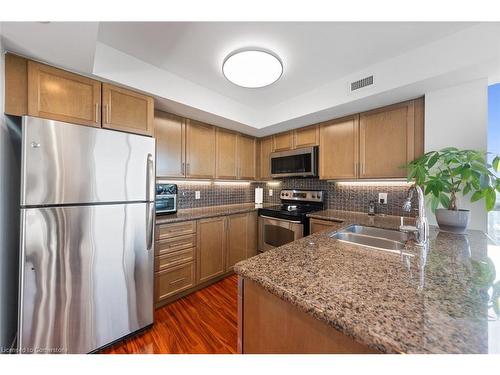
[[160, 178, 417, 217], [260, 178, 416, 217]]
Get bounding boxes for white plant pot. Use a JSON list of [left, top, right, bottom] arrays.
[[435, 208, 470, 234]]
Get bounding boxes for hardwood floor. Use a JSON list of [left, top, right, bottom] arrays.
[[101, 275, 238, 354]]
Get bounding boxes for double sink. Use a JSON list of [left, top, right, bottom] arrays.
[[330, 224, 413, 255]]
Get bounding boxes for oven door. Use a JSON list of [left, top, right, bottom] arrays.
[[258, 215, 304, 252]]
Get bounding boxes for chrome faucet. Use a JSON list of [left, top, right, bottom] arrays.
[[401, 184, 429, 246]]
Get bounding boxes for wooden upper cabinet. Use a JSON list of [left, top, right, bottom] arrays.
[[294, 125, 319, 148], [273, 132, 293, 151], [216, 129, 238, 179], [237, 135, 256, 180], [359, 100, 419, 178], [27, 61, 101, 127], [271, 126, 318, 154], [197, 217, 226, 283], [155, 111, 185, 178], [259, 137, 274, 180], [319, 115, 359, 180], [186, 120, 216, 179], [102, 83, 154, 136], [5, 53, 28, 116]]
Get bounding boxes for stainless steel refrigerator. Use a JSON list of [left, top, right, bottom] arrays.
[[17, 116, 155, 354]]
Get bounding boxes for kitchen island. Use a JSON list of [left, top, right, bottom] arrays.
[[234, 211, 500, 354]]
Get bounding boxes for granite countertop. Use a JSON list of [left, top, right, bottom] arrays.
[[156, 203, 267, 224], [234, 210, 500, 354]]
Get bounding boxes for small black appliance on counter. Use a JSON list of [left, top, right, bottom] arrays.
[[155, 183, 177, 215]]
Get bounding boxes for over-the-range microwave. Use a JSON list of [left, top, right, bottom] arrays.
[[270, 146, 318, 178]]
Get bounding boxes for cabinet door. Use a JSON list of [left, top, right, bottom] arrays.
[[216, 128, 238, 179], [359, 101, 415, 178], [102, 83, 154, 136], [259, 137, 274, 180], [27, 61, 101, 127], [238, 135, 256, 180], [246, 211, 258, 258], [186, 120, 216, 179], [226, 214, 248, 271], [310, 219, 344, 234], [294, 125, 319, 148], [155, 111, 185, 178], [197, 217, 226, 283], [273, 132, 293, 151], [319, 115, 359, 179]]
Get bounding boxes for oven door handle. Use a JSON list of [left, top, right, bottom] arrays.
[[259, 215, 302, 224]]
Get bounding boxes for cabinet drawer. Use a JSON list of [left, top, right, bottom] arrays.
[[310, 218, 344, 234], [155, 262, 195, 301], [155, 233, 197, 256], [155, 247, 195, 271], [156, 220, 196, 240]]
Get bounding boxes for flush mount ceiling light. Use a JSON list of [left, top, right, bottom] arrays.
[[222, 49, 283, 88]]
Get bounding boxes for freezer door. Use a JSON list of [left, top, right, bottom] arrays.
[[21, 116, 155, 206], [18, 203, 154, 354]]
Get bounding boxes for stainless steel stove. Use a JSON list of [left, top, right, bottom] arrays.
[[258, 189, 324, 252]]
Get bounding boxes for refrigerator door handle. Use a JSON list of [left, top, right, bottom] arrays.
[[146, 202, 154, 251], [146, 153, 154, 202]]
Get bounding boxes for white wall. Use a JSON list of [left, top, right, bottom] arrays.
[[425, 78, 489, 231]]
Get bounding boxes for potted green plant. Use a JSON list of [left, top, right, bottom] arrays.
[[405, 147, 500, 233]]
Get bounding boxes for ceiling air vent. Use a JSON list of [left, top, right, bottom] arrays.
[[350, 75, 374, 92]]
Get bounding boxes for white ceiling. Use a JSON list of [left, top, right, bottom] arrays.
[[2, 22, 500, 136], [97, 22, 473, 109]]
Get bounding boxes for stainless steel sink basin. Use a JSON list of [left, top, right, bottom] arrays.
[[330, 225, 412, 255]]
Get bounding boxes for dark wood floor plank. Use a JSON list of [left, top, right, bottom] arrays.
[[101, 274, 238, 354]]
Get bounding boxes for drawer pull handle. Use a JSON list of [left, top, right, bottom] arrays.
[[170, 277, 186, 285]]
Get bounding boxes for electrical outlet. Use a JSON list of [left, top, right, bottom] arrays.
[[269, 189, 273, 197], [195, 191, 201, 200], [378, 193, 388, 204]]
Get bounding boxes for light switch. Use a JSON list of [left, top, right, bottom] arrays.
[[269, 189, 273, 197], [195, 191, 201, 200]]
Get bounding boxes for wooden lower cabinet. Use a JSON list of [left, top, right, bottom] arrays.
[[155, 262, 196, 301], [239, 278, 377, 354], [309, 218, 344, 234], [246, 212, 258, 258], [197, 216, 227, 283], [227, 214, 247, 270], [155, 220, 198, 307], [154, 212, 258, 307], [226, 211, 258, 270]]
